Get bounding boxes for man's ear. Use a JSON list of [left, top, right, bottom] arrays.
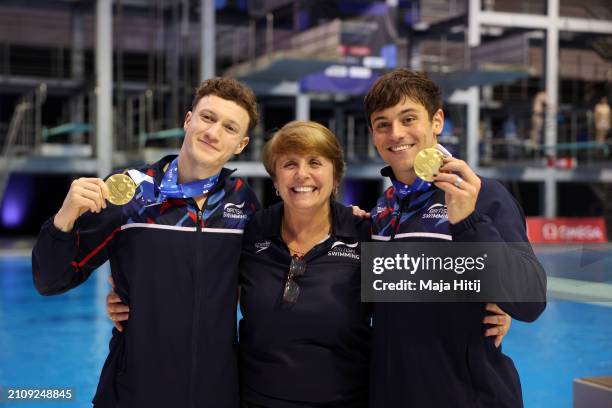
[[183, 111, 193, 131], [432, 108, 444, 136], [234, 136, 250, 155]]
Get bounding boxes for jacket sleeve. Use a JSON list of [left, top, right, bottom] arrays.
[[450, 179, 546, 322], [356, 217, 373, 243], [32, 207, 122, 296]]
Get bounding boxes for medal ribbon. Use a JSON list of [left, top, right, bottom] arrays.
[[126, 159, 220, 204], [158, 158, 220, 200], [391, 177, 431, 199]]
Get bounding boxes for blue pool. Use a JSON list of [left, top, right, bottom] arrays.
[[1, 252, 611, 407]]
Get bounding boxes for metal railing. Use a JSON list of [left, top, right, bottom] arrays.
[[0, 104, 29, 201], [1, 84, 47, 155], [480, 107, 610, 165]]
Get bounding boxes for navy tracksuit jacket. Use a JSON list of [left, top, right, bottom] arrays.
[[369, 166, 546, 408], [32, 155, 260, 408]]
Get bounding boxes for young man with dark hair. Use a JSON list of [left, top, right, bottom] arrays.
[[32, 77, 260, 408], [365, 69, 546, 407]]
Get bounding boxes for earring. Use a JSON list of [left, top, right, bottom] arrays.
[[275, 189, 279, 196]]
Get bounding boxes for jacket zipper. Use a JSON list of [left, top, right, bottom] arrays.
[[189, 209, 204, 408], [390, 196, 408, 240], [390, 190, 424, 241]]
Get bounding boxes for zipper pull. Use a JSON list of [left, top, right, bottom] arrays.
[[197, 210, 203, 228]]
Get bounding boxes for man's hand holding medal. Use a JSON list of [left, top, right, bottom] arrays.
[[414, 147, 482, 225], [53, 174, 137, 232]]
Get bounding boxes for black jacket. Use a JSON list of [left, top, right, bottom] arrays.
[[239, 200, 371, 407], [32, 155, 260, 408], [369, 168, 546, 408]]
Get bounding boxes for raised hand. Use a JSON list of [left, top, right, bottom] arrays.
[[53, 178, 110, 232], [433, 157, 481, 224]]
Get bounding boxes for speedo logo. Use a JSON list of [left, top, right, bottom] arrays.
[[422, 203, 447, 220], [328, 241, 360, 259], [254, 240, 271, 253], [223, 201, 248, 219]]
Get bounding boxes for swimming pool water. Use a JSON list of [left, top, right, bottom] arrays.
[[1, 255, 611, 407]]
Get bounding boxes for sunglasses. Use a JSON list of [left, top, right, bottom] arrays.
[[282, 255, 306, 304]]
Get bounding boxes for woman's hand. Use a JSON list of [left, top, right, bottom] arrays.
[[483, 303, 511, 348], [106, 276, 130, 332], [349, 205, 371, 219]]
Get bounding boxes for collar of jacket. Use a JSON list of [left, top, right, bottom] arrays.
[[260, 199, 360, 241], [379, 165, 397, 180], [147, 154, 237, 195]]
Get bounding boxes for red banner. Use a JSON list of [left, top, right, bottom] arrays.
[[526, 217, 608, 243]]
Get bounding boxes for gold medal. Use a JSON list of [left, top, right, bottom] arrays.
[[105, 174, 137, 205], [414, 148, 445, 182]]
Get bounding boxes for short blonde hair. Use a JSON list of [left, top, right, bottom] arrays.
[[262, 121, 345, 186]]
